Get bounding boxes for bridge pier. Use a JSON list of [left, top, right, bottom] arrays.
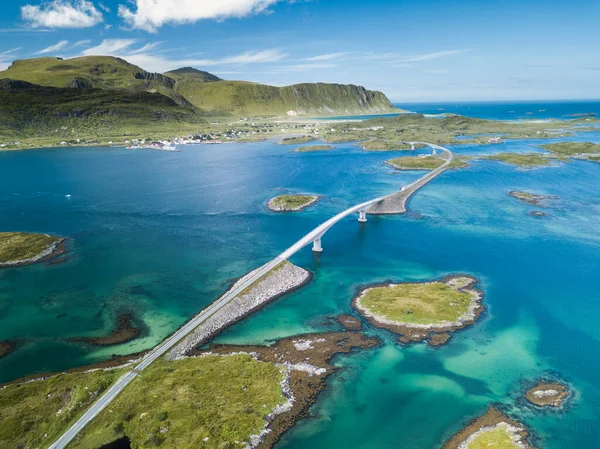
[[312, 238, 323, 253], [433, 148, 437, 155], [358, 209, 367, 223]]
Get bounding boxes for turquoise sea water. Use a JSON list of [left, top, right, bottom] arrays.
[[1, 126, 600, 448]]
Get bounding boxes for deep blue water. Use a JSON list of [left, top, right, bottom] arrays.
[[317, 100, 600, 121], [1, 125, 600, 448], [401, 100, 600, 121]]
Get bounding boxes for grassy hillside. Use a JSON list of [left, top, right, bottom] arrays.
[[171, 79, 397, 117], [0, 79, 202, 144], [164, 67, 222, 83], [0, 56, 192, 107]]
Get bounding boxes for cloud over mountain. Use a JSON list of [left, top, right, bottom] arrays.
[[119, 0, 280, 32], [21, 0, 104, 29]]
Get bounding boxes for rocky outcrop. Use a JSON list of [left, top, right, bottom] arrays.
[[167, 261, 311, 360]]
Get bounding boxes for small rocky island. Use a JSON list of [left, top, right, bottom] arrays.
[[525, 380, 571, 407], [442, 407, 536, 449], [353, 275, 484, 346], [0, 231, 65, 267], [294, 144, 335, 152], [278, 136, 317, 145], [385, 155, 469, 170], [267, 194, 320, 212], [509, 191, 558, 206], [483, 152, 562, 168]]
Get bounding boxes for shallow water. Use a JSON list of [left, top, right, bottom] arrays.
[[1, 133, 599, 448]]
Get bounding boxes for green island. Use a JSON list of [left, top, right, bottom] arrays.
[[267, 194, 320, 212], [385, 155, 470, 170], [1, 327, 378, 449], [442, 407, 536, 449], [509, 191, 558, 206], [353, 275, 483, 346], [294, 144, 335, 152], [0, 231, 64, 267], [360, 138, 412, 151], [482, 152, 564, 168], [524, 380, 571, 408], [320, 114, 598, 151], [278, 136, 318, 145], [542, 141, 600, 163]]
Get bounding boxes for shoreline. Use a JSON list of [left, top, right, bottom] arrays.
[[191, 330, 381, 449], [352, 275, 485, 346], [441, 407, 536, 449], [267, 195, 321, 212], [168, 261, 312, 360], [0, 236, 67, 268]]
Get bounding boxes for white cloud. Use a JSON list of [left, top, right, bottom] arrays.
[[35, 40, 70, 54], [0, 47, 22, 71], [82, 39, 138, 56], [77, 39, 288, 72], [119, 0, 281, 32], [305, 52, 347, 61], [0, 47, 22, 56], [21, 0, 104, 29], [281, 63, 337, 71], [72, 39, 92, 48], [398, 49, 472, 63]]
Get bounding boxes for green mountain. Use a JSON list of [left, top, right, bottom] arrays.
[[0, 55, 398, 143], [0, 78, 202, 142], [169, 78, 396, 117], [0, 56, 192, 107], [0, 56, 396, 117], [164, 67, 223, 83]]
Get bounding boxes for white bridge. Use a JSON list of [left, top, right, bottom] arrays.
[[279, 142, 453, 257]]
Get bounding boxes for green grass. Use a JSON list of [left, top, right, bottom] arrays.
[[172, 80, 396, 117], [270, 195, 318, 210], [0, 231, 61, 264], [321, 114, 599, 149], [294, 145, 335, 152], [361, 139, 411, 151], [385, 155, 469, 170], [542, 141, 600, 155], [71, 355, 287, 449], [482, 153, 556, 167], [359, 279, 474, 326], [0, 80, 203, 145], [279, 136, 317, 145], [465, 426, 522, 449], [0, 368, 126, 449], [0, 56, 188, 106]]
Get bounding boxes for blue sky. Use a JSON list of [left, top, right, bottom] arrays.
[[1, 0, 599, 102]]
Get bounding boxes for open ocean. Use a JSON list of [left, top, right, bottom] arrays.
[[1, 102, 599, 448]]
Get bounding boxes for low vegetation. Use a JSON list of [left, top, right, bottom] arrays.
[[279, 136, 317, 145], [294, 144, 335, 152], [358, 277, 474, 326], [0, 79, 202, 146], [542, 141, 600, 156], [268, 195, 319, 211], [385, 155, 469, 170], [465, 425, 524, 449], [71, 355, 287, 449], [0, 367, 126, 449], [321, 114, 599, 149], [482, 152, 560, 167], [0, 231, 61, 265]]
